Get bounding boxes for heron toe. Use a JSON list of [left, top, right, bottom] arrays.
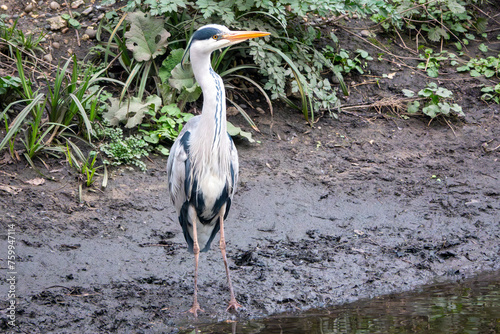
[[226, 299, 242, 312], [188, 302, 204, 317]]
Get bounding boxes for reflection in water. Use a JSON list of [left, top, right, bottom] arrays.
[[185, 271, 500, 333]]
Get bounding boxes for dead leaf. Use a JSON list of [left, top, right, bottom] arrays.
[[25, 178, 45, 186], [0, 151, 13, 164], [0, 184, 22, 195]]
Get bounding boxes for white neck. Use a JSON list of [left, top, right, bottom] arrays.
[[188, 47, 231, 181], [190, 49, 227, 140]]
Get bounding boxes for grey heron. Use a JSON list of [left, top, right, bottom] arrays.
[[166, 24, 270, 316]]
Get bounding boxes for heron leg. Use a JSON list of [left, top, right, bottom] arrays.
[[189, 218, 204, 317], [219, 215, 242, 311]]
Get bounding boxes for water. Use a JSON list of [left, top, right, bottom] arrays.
[[186, 271, 500, 333]]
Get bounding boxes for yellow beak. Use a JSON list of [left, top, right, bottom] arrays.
[[222, 30, 271, 43]]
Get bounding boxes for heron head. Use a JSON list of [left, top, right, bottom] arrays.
[[181, 24, 270, 67]]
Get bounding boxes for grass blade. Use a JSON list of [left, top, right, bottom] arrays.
[[227, 98, 259, 132], [229, 74, 273, 115], [0, 93, 45, 151], [104, 12, 128, 67], [119, 62, 141, 102], [219, 65, 259, 77], [261, 44, 312, 124], [69, 93, 94, 142]]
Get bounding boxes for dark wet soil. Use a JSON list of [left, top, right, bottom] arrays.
[[1, 1, 500, 333]]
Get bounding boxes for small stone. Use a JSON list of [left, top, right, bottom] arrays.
[[71, 0, 85, 9], [47, 16, 67, 30], [67, 48, 73, 55], [1, 5, 8, 11], [81, 34, 89, 41], [25, 3, 34, 13], [84, 27, 96, 39], [43, 54, 53, 62], [360, 30, 371, 37], [61, 27, 69, 34], [81, 7, 93, 16], [50, 1, 61, 10], [52, 41, 60, 49], [226, 106, 238, 116]]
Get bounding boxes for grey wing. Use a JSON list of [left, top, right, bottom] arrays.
[[166, 116, 201, 212]]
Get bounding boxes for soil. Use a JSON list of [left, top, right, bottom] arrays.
[[1, 1, 500, 333]]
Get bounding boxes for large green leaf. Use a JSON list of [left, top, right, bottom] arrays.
[[159, 48, 184, 83], [447, 0, 465, 14], [227, 121, 254, 143], [168, 63, 202, 103], [103, 95, 162, 128], [422, 104, 439, 118], [125, 12, 170, 62], [168, 62, 196, 90]]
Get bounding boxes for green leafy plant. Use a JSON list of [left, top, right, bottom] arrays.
[[457, 54, 499, 78], [0, 76, 22, 106], [371, 0, 486, 47], [0, 93, 45, 160], [417, 49, 457, 78], [20, 99, 56, 160], [64, 140, 100, 187], [481, 84, 500, 104], [61, 13, 81, 29], [324, 47, 373, 75], [117, 12, 171, 102], [97, 126, 150, 171], [113, 1, 358, 122], [0, 76, 21, 95], [7, 50, 52, 160], [101, 10, 268, 139], [0, 18, 46, 57], [84, 86, 113, 122], [164, 57, 202, 112], [44, 56, 96, 141], [103, 94, 162, 128], [0, 50, 120, 161], [139, 103, 193, 151], [404, 83, 464, 119], [226, 121, 255, 143]]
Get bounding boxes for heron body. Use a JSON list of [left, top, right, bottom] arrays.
[[166, 24, 270, 316]]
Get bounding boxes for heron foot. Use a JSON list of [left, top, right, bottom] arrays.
[[188, 302, 204, 317], [226, 299, 242, 312]]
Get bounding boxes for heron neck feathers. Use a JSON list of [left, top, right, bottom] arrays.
[[189, 49, 232, 183]]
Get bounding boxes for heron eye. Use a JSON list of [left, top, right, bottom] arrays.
[[212, 35, 218, 40]]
